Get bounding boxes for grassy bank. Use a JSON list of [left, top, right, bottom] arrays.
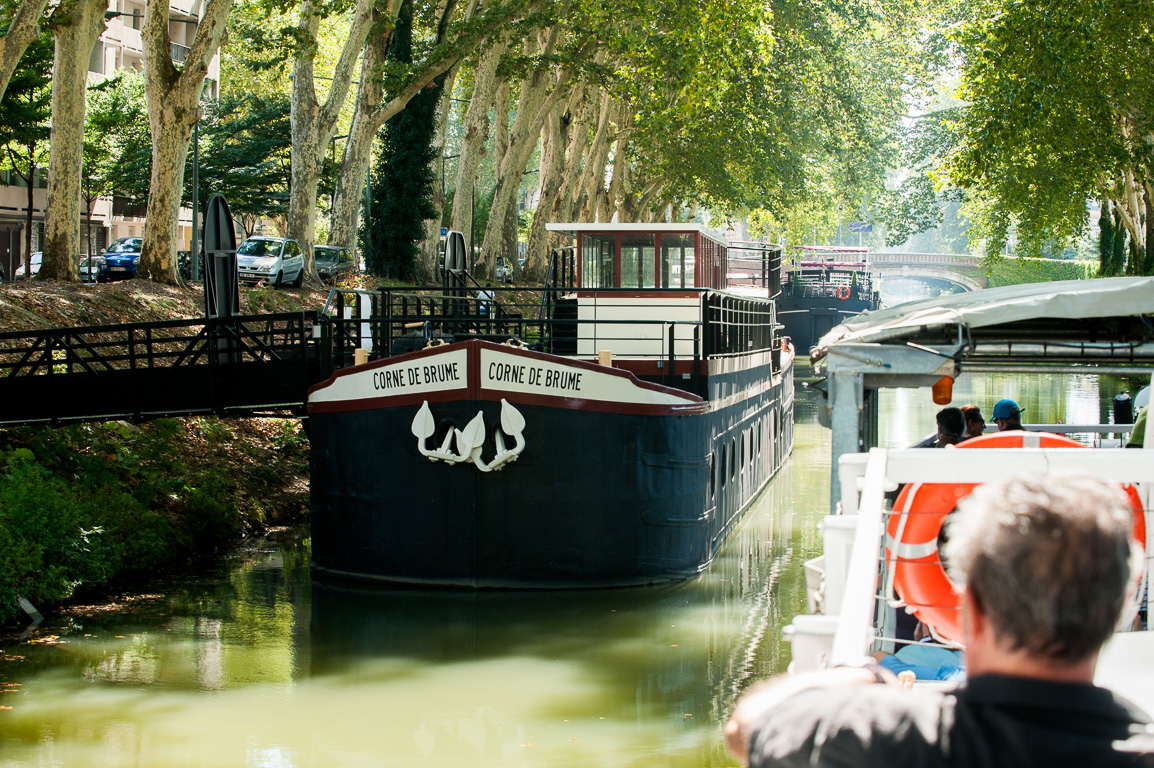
[[0, 279, 323, 626]]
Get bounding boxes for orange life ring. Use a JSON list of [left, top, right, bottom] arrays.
[[835, 285, 850, 300], [885, 431, 1146, 643]]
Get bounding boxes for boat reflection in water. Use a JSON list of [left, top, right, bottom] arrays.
[[0, 457, 805, 768], [304, 468, 799, 766]]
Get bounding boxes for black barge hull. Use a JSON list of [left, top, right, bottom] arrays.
[[777, 295, 875, 356], [306, 339, 794, 588]]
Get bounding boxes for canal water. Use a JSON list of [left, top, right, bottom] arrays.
[[0, 372, 1142, 767]]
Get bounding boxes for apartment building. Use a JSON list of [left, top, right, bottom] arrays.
[[0, 0, 219, 279]]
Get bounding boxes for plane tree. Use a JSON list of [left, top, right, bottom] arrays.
[[137, 0, 233, 283], [0, 0, 50, 103], [326, 0, 554, 267], [947, 0, 1154, 266], [42, 0, 107, 281]]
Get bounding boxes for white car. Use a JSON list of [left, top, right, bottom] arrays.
[[236, 237, 305, 288], [14, 252, 41, 278]]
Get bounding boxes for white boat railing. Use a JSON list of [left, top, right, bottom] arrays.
[[786, 441, 1154, 676]]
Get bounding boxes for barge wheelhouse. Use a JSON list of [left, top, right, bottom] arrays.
[[306, 224, 795, 588], [777, 245, 880, 357]]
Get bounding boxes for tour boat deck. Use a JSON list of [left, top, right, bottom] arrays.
[[789, 276, 1154, 712]]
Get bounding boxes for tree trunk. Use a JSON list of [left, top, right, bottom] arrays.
[[326, 27, 466, 257], [140, 0, 232, 284], [526, 104, 570, 277], [43, 0, 106, 281], [418, 67, 459, 278], [448, 37, 506, 237], [327, 20, 389, 256], [606, 113, 631, 221], [23, 153, 35, 275], [0, 0, 50, 103], [578, 96, 615, 221], [328, 0, 518, 259], [479, 29, 573, 273], [551, 86, 596, 222], [1145, 185, 1154, 275], [288, 0, 378, 280]]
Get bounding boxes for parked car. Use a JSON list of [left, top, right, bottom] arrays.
[[236, 237, 304, 287], [14, 252, 41, 278], [78, 253, 103, 283], [496, 257, 514, 284], [314, 245, 355, 283], [97, 237, 143, 282]]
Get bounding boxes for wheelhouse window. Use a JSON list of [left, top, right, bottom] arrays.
[[620, 233, 655, 288], [581, 233, 615, 288], [660, 233, 695, 288]]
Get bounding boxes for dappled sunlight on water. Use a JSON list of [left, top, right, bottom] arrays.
[[3, 375, 1128, 766]]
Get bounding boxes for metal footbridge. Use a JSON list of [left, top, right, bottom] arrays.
[[0, 222, 569, 428]]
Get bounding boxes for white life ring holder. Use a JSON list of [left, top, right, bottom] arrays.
[[885, 431, 1147, 643]]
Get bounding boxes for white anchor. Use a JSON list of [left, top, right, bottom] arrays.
[[411, 399, 527, 471]]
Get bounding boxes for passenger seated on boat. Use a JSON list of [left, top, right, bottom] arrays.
[[876, 639, 966, 683], [724, 474, 1153, 768], [959, 404, 985, 440], [991, 398, 1024, 431], [935, 407, 965, 447]]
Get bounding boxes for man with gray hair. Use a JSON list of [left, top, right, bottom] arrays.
[[725, 474, 1154, 767]]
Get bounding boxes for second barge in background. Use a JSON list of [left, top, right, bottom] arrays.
[[306, 223, 795, 588], [776, 245, 880, 357]]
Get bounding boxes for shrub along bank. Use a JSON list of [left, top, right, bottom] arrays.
[[0, 280, 322, 627], [0, 417, 309, 626]]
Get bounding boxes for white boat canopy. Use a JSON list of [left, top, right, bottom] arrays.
[[811, 276, 1154, 511], [813, 275, 1154, 359]]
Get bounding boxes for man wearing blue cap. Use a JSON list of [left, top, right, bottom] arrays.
[[991, 399, 1023, 431]]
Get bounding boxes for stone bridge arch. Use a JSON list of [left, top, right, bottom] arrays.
[[869, 252, 987, 293]]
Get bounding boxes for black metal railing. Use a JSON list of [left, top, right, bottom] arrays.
[[0, 313, 323, 426], [726, 242, 783, 298], [0, 313, 318, 377], [321, 285, 778, 368], [0, 281, 781, 426]]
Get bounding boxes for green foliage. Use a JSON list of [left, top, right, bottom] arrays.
[[0, 31, 51, 160], [183, 475, 241, 551], [0, 420, 252, 625], [878, 109, 966, 248], [1099, 204, 1115, 276], [986, 257, 1097, 289], [269, 421, 307, 453], [361, 0, 444, 280], [87, 71, 152, 204], [0, 27, 52, 235], [611, 0, 929, 227], [1113, 207, 1129, 276], [190, 94, 294, 234], [948, 0, 1154, 263]]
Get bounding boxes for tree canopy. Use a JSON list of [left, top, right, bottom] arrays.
[[947, 0, 1154, 266], [14, 0, 1151, 283]]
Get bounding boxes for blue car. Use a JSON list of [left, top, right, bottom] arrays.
[[97, 237, 143, 282]]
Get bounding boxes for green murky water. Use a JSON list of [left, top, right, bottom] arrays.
[[0, 372, 1137, 767]]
